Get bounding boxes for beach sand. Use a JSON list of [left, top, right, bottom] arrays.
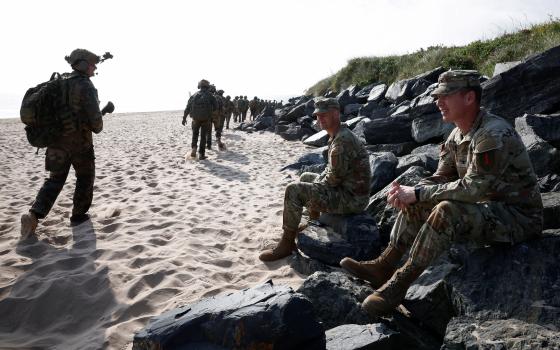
[[0, 112, 313, 349]]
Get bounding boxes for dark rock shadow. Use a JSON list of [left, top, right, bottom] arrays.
[[215, 149, 250, 165], [0, 220, 118, 349], [199, 160, 251, 183]]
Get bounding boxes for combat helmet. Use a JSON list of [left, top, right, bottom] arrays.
[[198, 79, 210, 89], [65, 49, 100, 66]]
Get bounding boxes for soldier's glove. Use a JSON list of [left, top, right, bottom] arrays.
[[182, 117, 187, 126], [101, 101, 115, 116]]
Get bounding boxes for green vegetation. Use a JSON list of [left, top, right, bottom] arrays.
[[306, 18, 560, 96]]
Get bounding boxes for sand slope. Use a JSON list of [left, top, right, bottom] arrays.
[[0, 112, 313, 349]]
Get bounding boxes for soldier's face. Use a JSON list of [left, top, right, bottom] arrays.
[[86, 63, 97, 77], [435, 90, 473, 123], [316, 109, 339, 130]]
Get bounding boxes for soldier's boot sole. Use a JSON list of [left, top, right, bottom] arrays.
[[21, 212, 38, 239]]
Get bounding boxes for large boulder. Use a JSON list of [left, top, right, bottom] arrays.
[[516, 113, 560, 148], [538, 173, 560, 192], [515, 114, 560, 176], [482, 45, 560, 122], [368, 84, 388, 103], [279, 103, 306, 124], [296, 271, 374, 329], [446, 232, 560, 329], [303, 130, 329, 147], [337, 86, 361, 111], [396, 150, 439, 176], [368, 152, 398, 194], [254, 115, 274, 131], [442, 317, 560, 350], [132, 281, 326, 350], [326, 324, 400, 350], [280, 151, 325, 171], [344, 103, 362, 117], [384, 67, 446, 104], [297, 213, 381, 266], [366, 142, 418, 157], [411, 112, 455, 143], [352, 115, 414, 145], [276, 123, 314, 141], [408, 84, 440, 117], [542, 191, 560, 230]]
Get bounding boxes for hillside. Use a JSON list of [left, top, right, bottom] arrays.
[[306, 18, 560, 96]]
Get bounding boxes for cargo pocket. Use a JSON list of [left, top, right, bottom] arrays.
[[45, 148, 69, 172]]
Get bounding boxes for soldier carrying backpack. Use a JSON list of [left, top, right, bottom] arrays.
[[182, 79, 217, 160], [20, 48, 114, 238]]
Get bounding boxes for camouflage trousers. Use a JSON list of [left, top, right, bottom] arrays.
[[390, 199, 543, 267], [206, 115, 223, 147], [225, 112, 232, 129], [31, 147, 95, 219], [240, 110, 247, 122], [282, 172, 367, 232], [191, 119, 210, 154]]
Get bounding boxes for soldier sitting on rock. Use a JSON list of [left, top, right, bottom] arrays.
[[340, 70, 543, 318], [259, 97, 372, 262]]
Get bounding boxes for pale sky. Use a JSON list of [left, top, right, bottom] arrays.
[[1, 0, 559, 117]]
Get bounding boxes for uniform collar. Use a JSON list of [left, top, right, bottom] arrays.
[[328, 123, 347, 144], [454, 108, 485, 145]]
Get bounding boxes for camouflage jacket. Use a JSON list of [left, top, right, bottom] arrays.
[[417, 109, 543, 228], [317, 124, 372, 210], [52, 71, 102, 151]]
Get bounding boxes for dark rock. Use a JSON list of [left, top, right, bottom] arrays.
[[396, 152, 438, 176], [297, 115, 315, 126], [515, 114, 560, 176], [388, 100, 411, 116], [325, 323, 400, 350], [296, 271, 374, 329], [344, 103, 362, 116], [355, 84, 377, 103], [279, 103, 306, 124], [482, 45, 560, 122], [280, 151, 325, 171], [368, 152, 398, 195], [415, 66, 446, 83], [542, 191, 560, 230], [358, 101, 378, 118], [303, 130, 329, 147], [352, 115, 414, 145], [345, 116, 365, 130], [366, 166, 432, 243], [324, 90, 338, 98], [132, 281, 325, 350], [442, 317, 560, 350], [516, 113, 560, 148], [402, 261, 458, 336], [254, 116, 273, 131], [411, 143, 440, 158], [410, 79, 432, 97], [368, 84, 388, 103], [538, 173, 560, 192], [369, 106, 391, 120], [337, 87, 360, 111], [305, 98, 316, 117], [412, 112, 455, 143], [298, 163, 327, 176], [408, 84, 439, 117], [365, 142, 418, 157], [446, 232, 560, 329], [385, 79, 414, 105], [277, 123, 315, 142], [297, 213, 381, 266], [291, 249, 336, 275]]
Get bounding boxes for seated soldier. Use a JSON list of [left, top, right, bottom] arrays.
[[340, 70, 543, 317], [259, 97, 372, 262]]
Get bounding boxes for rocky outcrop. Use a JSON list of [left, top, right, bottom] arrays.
[[482, 45, 560, 122], [132, 281, 325, 350]]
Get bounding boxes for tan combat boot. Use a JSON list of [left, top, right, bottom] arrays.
[[21, 211, 38, 238], [361, 259, 425, 317], [340, 244, 404, 288], [259, 229, 298, 262], [190, 148, 197, 158]]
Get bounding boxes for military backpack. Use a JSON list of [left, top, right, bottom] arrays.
[[189, 91, 214, 121], [20, 72, 76, 148]]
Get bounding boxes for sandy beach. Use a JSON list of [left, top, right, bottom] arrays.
[[0, 112, 313, 349]]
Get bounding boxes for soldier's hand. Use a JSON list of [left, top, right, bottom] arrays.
[[182, 118, 187, 126], [387, 181, 416, 210]]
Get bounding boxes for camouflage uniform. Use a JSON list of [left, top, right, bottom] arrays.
[[30, 70, 103, 220], [283, 123, 372, 232], [249, 97, 258, 121], [184, 84, 217, 157], [223, 96, 234, 129], [206, 90, 224, 148], [239, 96, 249, 122], [391, 109, 543, 267], [233, 97, 240, 123]]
